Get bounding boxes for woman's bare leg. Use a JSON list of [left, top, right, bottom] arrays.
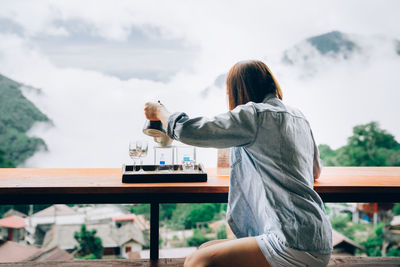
[[184, 237, 270, 267], [198, 239, 230, 249]]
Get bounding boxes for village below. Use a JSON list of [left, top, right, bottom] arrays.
[[0, 199, 399, 262]]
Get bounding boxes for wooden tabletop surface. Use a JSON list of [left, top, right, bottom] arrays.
[[0, 167, 399, 196]]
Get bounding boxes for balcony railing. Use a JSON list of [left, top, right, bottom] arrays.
[[0, 167, 399, 266]]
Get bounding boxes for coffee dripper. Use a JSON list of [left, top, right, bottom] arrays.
[[142, 101, 173, 147]]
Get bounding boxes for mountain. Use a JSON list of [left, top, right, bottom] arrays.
[[282, 31, 400, 65], [201, 31, 400, 96], [282, 31, 360, 64], [201, 73, 227, 98], [306, 31, 358, 55], [0, 74, 49, 166]]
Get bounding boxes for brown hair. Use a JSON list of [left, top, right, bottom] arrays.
[[226, 60, 283, 110]]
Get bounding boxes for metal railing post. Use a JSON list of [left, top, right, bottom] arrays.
[[150, 202, 160, 260]]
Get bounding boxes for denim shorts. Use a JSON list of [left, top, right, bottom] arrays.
[[255, 232, 331, 267]]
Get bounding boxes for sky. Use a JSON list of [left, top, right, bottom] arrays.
[[0, 0, 399, 167]]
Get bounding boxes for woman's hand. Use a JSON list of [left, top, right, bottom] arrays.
[[144, 102, 163, 121], [144, 101, 171, 128]]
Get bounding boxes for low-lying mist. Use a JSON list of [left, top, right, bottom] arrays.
[[0, 1, 399, 167]]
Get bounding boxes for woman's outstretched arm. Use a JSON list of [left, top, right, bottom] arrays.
[[144, 101, 259, 148]]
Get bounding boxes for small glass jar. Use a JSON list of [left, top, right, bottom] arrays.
[[182, 158, 195, 172], [176, 146, 196, 171], [154, 146, 174, 172]]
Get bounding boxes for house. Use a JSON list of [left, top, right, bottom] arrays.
[[79, 205, 126, 223], [117, 223, 146, 258], [31, 204, 129, 227], [0, 239, 72, 262], [25, 246, 74, 261], [30, 204, 85, 246], [30, 204, 85, 227], [42, 221, 146, 259], [2, 209, 27, 219], [332, 229, 365, 256], [354, 203, 394, 225], [0, 239, 39, 262], [112, 214, 150, 231], [0, 216, 27, 243], [29, 204, 145, 247]]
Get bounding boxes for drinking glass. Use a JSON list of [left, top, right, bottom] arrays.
[[137, 140, 148, 172], [129, 141, 141, 172]]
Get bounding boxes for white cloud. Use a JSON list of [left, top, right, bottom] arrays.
[[274, 35, 400, 148], [0, 1, 399, 167], [0, 33, 222, 167]]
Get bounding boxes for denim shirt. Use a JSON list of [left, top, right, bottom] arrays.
[[167, 94, 333, 254]]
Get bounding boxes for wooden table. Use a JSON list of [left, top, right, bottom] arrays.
[[0, 167, 399, 260]]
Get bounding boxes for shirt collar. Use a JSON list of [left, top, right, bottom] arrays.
[[262, 93, 277, 103]]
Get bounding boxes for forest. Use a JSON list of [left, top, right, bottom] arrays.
[[0, 74, 49, 167]]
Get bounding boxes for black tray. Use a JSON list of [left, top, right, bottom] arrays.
[[122, 164, 207, 183]]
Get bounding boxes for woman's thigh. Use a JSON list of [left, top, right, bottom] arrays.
[[198, 239, 230, 249], [184, 237, 270, 267]]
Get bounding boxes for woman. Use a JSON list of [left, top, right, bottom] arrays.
[[144, 60, 332, 267]]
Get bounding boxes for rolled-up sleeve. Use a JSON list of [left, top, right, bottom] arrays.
[[167, 103, 259, 148]]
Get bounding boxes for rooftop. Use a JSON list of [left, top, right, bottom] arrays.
[[0, 216, 26, 229], [42, 222, 145, 250], [0, 239, 39, 262], [332, 229, 365, 251], [112, 214, 149, 231], [32, 205, 77, 217], [0, 239, 73, 263]]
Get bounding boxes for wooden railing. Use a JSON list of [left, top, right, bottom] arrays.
[[0, 167, 399, 261]]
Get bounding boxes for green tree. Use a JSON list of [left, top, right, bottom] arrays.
[[387, 248, 400, 257], [216, 225, 227, 239], [320, 121, 400, 257], [0, 205, 14, 218], [330, 214, 351, 234], [318, 145, 338, 166], [0, 74, 49, 165], [184, 204, 217, 229], [392, 203, 400, 215], [160, 204, 177, 221], [130, 204, 150, 220], [320, 122, 400, 166], [363, 223, 385, 257], [74, 224, 103, 259], [129, 203, 177, 221], [0, 148, 15, 168], [186, 229, 211, 247]]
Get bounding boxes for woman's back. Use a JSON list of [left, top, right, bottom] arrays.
[[228, 94, 332, 253]]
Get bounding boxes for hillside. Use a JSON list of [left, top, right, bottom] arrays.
[[282, 30, 400, 66], [282, 31, 361, 64], [0, 74, 49, 166], [202, 31, 368, 96]]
